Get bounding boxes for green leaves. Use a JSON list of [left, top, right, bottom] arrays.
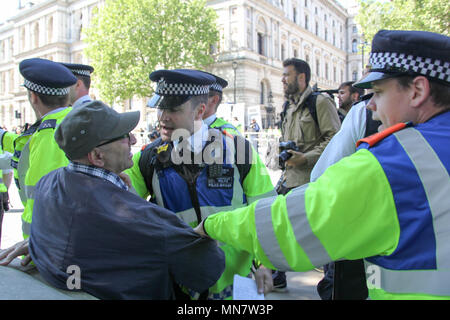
[[84, 0, 219, 103], [355, 0, 449, 50]]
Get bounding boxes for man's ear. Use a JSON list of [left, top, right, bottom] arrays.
[[87, 148, 105, 167], [410, 76, 431, 109], [351, 92, 360, 103], [195, 103, 206, 120], [296, 73, 305, 86]]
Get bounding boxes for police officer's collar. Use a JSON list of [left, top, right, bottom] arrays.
[[173, 122, 209, 154], [203, 114, 217, 127]]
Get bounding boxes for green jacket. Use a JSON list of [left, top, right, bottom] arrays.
[[204, 117, 450, 300]]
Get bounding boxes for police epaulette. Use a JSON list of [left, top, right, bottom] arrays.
[[356, 122, 413, 148], [38, 119, 57, 131]]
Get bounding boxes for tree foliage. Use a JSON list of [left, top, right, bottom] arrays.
[[355, 0, 449, 49], [84, 0, 219, 103]]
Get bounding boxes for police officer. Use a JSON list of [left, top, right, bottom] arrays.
[[59, 62, 94, 108], [195, 30, 450, 299], [201, 72, 241, 136], [0, 58, 76, 239], [126, 69, 276, 299]]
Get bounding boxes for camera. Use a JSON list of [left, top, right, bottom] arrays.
[[279, 141, 299, 168]]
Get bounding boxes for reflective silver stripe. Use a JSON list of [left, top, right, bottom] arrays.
[[286, 184, 332, 268], [365, 261, 450, 296], [394, 128, 450, 269], [247, 189, 278, 204], [22, 218, 31, 236], [254, 195, 291, 271], [151, 169, 164, 207], [17, 140, 31, 204]]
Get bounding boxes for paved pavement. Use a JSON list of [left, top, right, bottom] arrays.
[[0, 149, 323, 300]]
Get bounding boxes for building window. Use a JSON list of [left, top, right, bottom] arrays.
[[294, 49, 298, 57], [325, 63, 329, 80], [333, 66, 337, 82], [305, 54, 310, 64], [352, 39, 358, 53], [257, 18, 267, 56], [315, 21, 319, 36], [325, 28, 328, 41], [316, 59, 320, 77], [47, 17, 53, 43], [305, 0, 308, 7], [293, 7, 297, 23], [33, 22, 39, 48], [305, 15, 308, 30], [352, 26, 358, 33], [281, 44, 286, 61], [260, 81, 266, 105], [352, 71, 358, 81]]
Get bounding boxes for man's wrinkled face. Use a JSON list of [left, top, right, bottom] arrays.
[[99, 132, 137, 174], [366, 78, 413, 128], [282, 65, 303, 95]]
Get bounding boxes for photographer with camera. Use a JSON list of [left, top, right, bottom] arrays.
[[274, 58, 341, 290]]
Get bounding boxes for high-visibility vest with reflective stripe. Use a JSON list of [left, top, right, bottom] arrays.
[[20, 108, 72, 238], [0, 125, 39, 206], [209, 117, 242, 137], [205, 111, 450, 300], [0, 149, 8, 193]]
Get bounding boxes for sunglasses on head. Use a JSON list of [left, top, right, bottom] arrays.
[[96, 133, 130, 148]]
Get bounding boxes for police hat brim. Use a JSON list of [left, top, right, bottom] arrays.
[[147, 94, 192, 109], [354, 71, 410, 89]]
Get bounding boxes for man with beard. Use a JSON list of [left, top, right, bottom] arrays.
[[337, 81, 364, 122], [274, 58, 341, 291]]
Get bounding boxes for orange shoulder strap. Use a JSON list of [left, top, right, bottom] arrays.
[[356, 122, 411, 148]]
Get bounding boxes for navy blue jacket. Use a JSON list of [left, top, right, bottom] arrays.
[[29, 167, 225, 299]]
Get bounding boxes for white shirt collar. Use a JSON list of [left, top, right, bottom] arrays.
[[203, 114, 217, 127], [72, 95, 93, 109], [173, 122, 209, 154]]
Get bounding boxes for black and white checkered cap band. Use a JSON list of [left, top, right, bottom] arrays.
[[370, 52, 450, 83], [23, 79, 70, 96], [156, 78, 209, 96], [210, 83, 223, 92], [71, 69, 91, 77]]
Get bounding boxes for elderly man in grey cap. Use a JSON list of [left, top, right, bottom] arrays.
[[0, 100, 225, 300]]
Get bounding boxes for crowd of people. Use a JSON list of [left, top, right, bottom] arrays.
[[0, 29, 449, 300]]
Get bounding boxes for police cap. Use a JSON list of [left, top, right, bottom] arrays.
[[60, 62, 94, 77], [147, 69, 215, 109], [19, 58, 77, 96], [354, 30, 450, 89]]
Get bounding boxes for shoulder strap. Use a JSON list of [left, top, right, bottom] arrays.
[[216, 127, 251, 183], [37, 119, 57, 131], [357, 122, 412, 148], [138, 137, 163, 197], [304, 92, 320, 127]]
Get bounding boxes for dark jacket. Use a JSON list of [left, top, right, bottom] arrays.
[[29, 167, 225, 300]]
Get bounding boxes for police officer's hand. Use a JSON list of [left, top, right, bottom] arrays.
[[0, 239, 31, 266], [194, 220, 209, 238], [255, 265, 274, 294], [285, 150, 307, 168]]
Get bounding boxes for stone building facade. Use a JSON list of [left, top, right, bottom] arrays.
[[0, 0, 366, 131]]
